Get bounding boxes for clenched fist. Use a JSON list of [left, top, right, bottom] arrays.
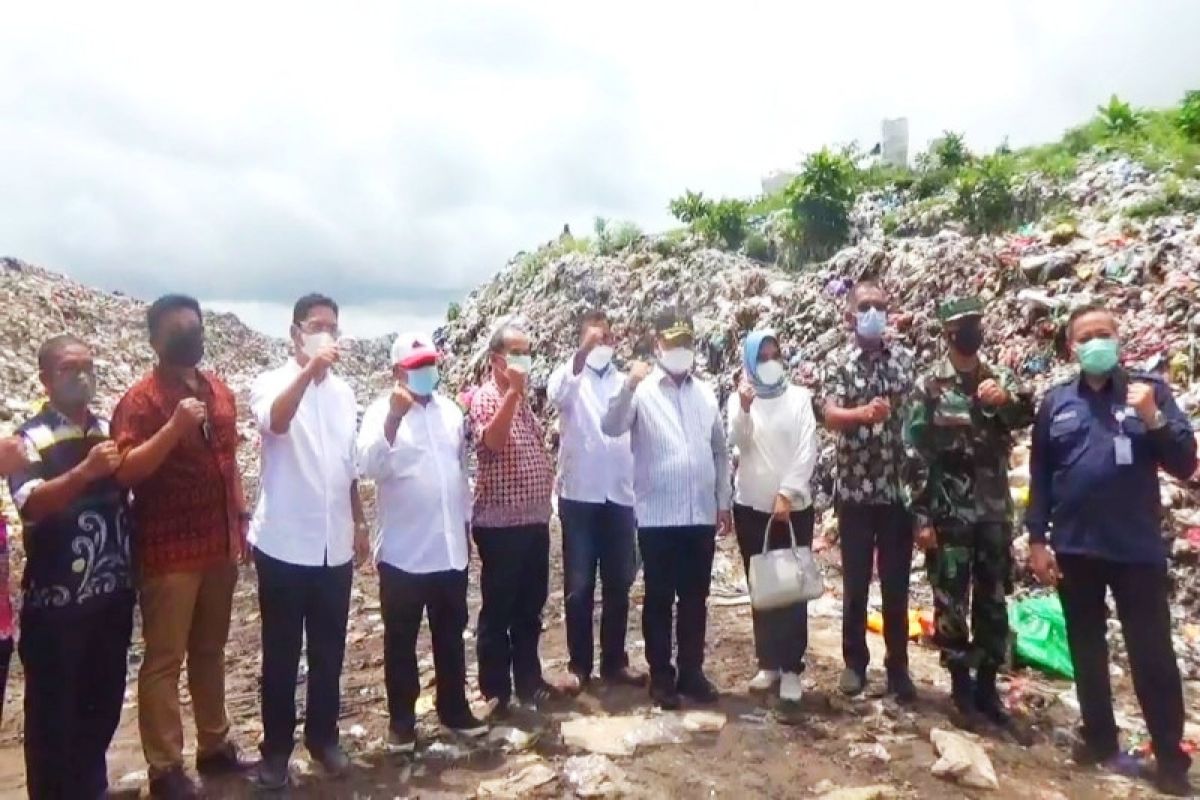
[[171, 397, 207, 430], [506, 365, 528, 396], [389, 382, 414, 418], [0, 436, 29, 476], [859, 397, 891, 425], [1127, 381, 1158, 423], [79, 441, 121, 481], [977, 379, 1009, 408], [626, 361, 653, 390], [738, 379, 756, 412]]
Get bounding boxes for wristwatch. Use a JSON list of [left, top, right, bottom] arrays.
[[1147, 409, 1167, 431]]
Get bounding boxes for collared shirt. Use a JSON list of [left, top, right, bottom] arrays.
[[547, 359, 635, 507], [468, 378, 554, 528], [602, 368, 731, 528], [7, 405, 133, 614], [728, 384, 818, 514], [111, 368, 242, 578], [357, 393, 470, 573], [249, 360, 358, 567], [822, 342, 914, 506], [1026, 372, 1197, 564]]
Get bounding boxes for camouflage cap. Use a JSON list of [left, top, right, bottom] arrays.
[[937, 296, 984, 323]]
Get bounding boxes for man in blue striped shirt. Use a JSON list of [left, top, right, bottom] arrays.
[[603, 312, 732, 709]]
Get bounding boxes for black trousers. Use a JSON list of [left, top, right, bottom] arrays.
[[254, 548, 353, 760], [1057, 554, 1191, 777], [378, 563, 470, 728], [20, 594, 134, 800], [473, 524, 550, 703], [0, 636, 11, 726], [838, 503, 913, 675], [559, 499, 637, 678], [733, 505, 813, 673], [638, 525, 716, 682]]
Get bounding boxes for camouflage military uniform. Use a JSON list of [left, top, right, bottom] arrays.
[[904, 338, 1035, 672]]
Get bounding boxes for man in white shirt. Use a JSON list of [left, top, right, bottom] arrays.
[[248, 294, 370, 791], [357, 333, 487, 752], [602, 311, 732, 710], [547, 310, 642, 693]]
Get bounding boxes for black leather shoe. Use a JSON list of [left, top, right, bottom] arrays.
[[254, 756, 290, 791], [148, 767, 198, 800], [309, 745, 351, 778], [886, 669, 917, 704], [196, 741, 251, 777], [677, 672, 719, 704], [649, 677, 681, 710], [601, 666, 647, 688]]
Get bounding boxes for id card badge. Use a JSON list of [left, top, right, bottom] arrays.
[[1114, 435, 1133, 465]]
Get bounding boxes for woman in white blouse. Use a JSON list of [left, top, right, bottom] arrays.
[[727, 330, 818, 704]]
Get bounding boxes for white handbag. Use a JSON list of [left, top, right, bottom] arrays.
[[748, 518, 824, 611]]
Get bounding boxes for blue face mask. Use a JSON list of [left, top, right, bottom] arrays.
[[1077, 338, 1119, 376], [406, 365, 439, 396], [856, 308, 887, 339]]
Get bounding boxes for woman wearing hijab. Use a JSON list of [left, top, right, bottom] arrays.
[[727, 330, 818, 704]]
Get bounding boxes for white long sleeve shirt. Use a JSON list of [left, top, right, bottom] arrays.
[[547, 359, 635, 507], [602, 368, 731, 528], [249, 360, 358, 567], [357, 393, 470, 573], [727, 385, 817, 514]]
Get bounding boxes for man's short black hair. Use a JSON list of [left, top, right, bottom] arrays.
[[292, 293, 339, 326], [1066, 302, 1115, 339], [849, 278, 884, 305], [146, 294, 202, 337], [37, 334, 87, 372], [580, 309, 608, 330]]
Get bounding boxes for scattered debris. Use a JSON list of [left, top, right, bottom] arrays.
[[563, 754, 633, 798], [930, 728, 1000, 791], [475, 757, 558, 798]]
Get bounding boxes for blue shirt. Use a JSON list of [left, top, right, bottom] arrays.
[[1025, 372, 1197, 564]]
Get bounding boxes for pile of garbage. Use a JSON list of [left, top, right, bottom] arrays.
[[436, 155, 1200, 623], [0, 257, 393, 494]]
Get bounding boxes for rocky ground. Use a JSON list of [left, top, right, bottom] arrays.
[[1, 524, 1195, 799]]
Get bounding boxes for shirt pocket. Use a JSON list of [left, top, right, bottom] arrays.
[[1049, 413, 1088, 466]]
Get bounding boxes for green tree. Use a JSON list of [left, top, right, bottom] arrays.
[[784, 148, 859, 253]]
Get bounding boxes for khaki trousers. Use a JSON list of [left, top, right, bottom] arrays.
[[138, 562, 237, 774]]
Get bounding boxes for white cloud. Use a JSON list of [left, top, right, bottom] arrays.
[[1, 0, 1197, 334]]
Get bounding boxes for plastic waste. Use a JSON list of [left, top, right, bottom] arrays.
[[867, 609, 925, 640], [1008, 594, 1075, 679]]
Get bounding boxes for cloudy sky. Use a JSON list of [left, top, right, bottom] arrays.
[[2, 1, 1197, 337]]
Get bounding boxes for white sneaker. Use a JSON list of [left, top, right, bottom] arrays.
[[749, 669, 780, 691], [779, 672, 803, 703]]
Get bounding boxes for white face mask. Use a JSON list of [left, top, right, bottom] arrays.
[[658, 347, 694, 375], [755, 359, 786, 386], [586, 345, 614, 371], [301, 331, 335, 359], [506, 353, 533, 374]]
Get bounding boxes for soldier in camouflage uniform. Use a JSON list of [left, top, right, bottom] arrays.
[[904, 297, 1035, 732]]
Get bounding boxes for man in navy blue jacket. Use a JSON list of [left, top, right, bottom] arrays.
[[1027, 303, 1196, 797]]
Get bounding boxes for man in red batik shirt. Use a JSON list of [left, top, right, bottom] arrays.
[[112, 294, 250, 799]]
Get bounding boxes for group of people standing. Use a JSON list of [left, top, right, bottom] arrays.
[[0, 277, 1194, 797]]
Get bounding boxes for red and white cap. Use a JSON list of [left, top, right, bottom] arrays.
[[390, 331, 439, 369]]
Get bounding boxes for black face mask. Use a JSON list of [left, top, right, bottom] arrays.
[[950, 321, 984, 357], [163, 327, 205, 367]]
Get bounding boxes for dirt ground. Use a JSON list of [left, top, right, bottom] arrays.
[[0, 528, 1195, 799]]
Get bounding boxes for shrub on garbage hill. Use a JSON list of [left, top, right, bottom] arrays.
[[783, 148, 859, 256], [742, 231, 770, 262], [592, 217, 643, 255], [446, 301, 461, 322], [933, 131, 972, 170], [1099, 95, 1144, 138], [1179, 90, 1200, 143], [669, 191, 750, 251], [954, 154, 1016, 233]]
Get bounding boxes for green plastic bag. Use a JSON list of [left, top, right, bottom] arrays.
[[1008, 594, 1075, 680]]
